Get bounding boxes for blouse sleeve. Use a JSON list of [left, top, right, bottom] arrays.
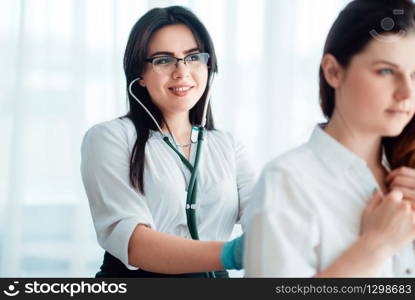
[[244, 163, 320, 277], [80, 122, 155, 270], [230, 135, 257, 231]]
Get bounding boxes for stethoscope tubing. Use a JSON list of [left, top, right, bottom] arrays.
[[128, 74, 216, 278]]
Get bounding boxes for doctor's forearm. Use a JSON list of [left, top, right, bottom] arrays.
[[127, 224, 225, 274]]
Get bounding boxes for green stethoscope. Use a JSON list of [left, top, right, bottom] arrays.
[[128, 74, 216, 278]]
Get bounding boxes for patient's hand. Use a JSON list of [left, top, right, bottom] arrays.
[[387, 166, 415, 209], [360, 189, 415, 256]]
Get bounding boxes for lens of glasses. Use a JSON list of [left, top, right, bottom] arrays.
[[185, 53, 210, 64], [152, 56, 176, 67]]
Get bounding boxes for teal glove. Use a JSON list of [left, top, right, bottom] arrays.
[[221, 234, 244, 270]]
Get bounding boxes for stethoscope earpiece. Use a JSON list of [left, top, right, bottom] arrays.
[[128, 77, 164, 135]]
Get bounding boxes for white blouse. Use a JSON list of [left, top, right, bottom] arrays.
[[81, 117, 256, 270], [245, 125, 415, 277]]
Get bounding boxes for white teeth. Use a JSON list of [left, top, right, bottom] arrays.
[[172, 87, 191, 92]]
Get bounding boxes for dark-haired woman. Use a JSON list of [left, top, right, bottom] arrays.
[[245, 0, 415, 277], [81, 6, 254, 277]]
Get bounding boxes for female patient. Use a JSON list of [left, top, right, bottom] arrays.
[[245, 0, 415, 277]]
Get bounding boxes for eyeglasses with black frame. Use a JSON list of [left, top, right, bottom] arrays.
[[146, 52, 210, 73]]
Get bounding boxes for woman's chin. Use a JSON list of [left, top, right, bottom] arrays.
[[170, 103, 198, 114], [381, 125, 407, 138]]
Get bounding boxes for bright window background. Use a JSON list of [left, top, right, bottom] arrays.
[[0, 0, 350, 277]]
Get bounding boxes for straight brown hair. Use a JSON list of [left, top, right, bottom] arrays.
[[319, 0, 415, 169], [122, 6, 218, 194]]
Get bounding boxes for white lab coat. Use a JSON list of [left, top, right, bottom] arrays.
[[81, 117, 256, 269], [245, 125, 415, 277]]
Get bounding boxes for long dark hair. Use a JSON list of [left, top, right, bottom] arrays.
[[319, 0, 415, 169], [122, 6, 218, 194]]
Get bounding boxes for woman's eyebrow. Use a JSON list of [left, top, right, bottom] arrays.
[[149, 48, 200, 57], [184, 47, 200, 54], [148, 51, 173, 57], [372, 60, 399, 68]]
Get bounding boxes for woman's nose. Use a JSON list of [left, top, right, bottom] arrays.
[[172, 59, 190, 79], [395, 75, 414, 101]]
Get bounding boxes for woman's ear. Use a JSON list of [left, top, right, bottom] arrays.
[[139, 77, 146, 87], [321, 54, 344, 88]]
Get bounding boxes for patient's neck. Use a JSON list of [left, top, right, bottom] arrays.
[[324, 113, 382, 170]]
